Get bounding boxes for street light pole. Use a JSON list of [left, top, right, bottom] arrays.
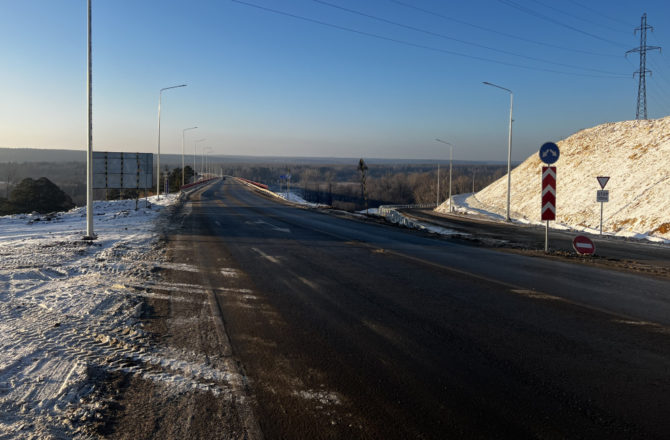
[[449, 145, 453, 213], [435, 139, 453, 212], [156, 84, 186, 199], [202, 147, 212, 178], [181, 126, 197, 187], [85, 0, 95, 239], [437, 163, 440, 206], [483, 81, 514, 221], [204, 149, 209, 178], [194, 138, 205, 182]]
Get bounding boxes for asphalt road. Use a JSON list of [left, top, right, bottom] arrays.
[[403, 207, 670, 270], [174, 178, 670, 439]]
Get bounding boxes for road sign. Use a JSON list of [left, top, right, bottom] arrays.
[[93, 152, 153, 189], [541, 166, 556, 221], [597, 190, 609, 202], [597, 176, 610, 189], [573, 235, 596, 255], [539, 142, 560, 164]]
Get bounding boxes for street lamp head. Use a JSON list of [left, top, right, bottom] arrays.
[[161, 84, 187, 92], [435, 138, 451, 146], [483, 81, 512, 94]]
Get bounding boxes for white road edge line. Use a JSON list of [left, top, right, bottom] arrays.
[[251, 247, 281, 264]]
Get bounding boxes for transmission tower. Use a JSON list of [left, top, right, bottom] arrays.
[[626, 13, 661, 120]]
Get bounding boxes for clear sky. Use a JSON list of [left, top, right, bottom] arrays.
[[1, 0, 669, 162]]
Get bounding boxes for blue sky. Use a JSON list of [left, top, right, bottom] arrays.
[[1, 0, 669, 161]]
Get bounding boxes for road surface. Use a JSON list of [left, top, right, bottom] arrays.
[[155, 178, 670, 439], [403, 207, 670, 276]]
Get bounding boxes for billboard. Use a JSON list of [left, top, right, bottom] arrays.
[[92, 152, 153, 189]]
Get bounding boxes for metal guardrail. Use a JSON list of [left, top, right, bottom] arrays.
[[376, 204, 438, 229], [377, 203, 437, 217]]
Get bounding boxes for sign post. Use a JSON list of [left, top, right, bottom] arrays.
[[596, 176, 610, 236], [539, 142, 559, 253]]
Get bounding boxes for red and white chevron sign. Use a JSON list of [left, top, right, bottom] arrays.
[[541, 166, 556, 221]]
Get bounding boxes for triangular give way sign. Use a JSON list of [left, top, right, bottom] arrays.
[[597, 176, 610, 189]]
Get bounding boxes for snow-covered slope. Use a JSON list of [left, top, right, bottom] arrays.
[[0, 196, 179, 438], [445, 116, 670, 240]]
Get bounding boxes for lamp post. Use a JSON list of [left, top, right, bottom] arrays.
[[202, 147, 212, 179], [483, 81, 513, 221], [435, 139, 453, 213], [194, 138, 206, 182], [156, 84, 186, 199], [84, 0, 95, 239], [182, 126, 197, 187]]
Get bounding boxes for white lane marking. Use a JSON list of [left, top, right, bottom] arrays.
[[245, 219, 291, 233], [220, 268, 240, 277], [251, 248, 280, 264], [510, 289, 562, 301], [298, 277, 319, 291], [215, 221, 222, 226]]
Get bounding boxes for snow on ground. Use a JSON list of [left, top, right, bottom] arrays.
[[365, 205, 464, 237], [0, 195, 236, 438], [438, 116, 670, 243], [275, 191, 328, 208]]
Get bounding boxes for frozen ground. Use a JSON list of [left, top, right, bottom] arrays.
[[275, 191, 328, 208], [438, 116, 670, 244], [0, 195, 232, 438]]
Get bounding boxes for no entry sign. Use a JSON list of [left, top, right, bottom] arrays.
[[573, 235, 596, 255], [541, 166, 556, 221]]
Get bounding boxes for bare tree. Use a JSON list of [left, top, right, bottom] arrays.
[[5, 164, 18, 198], [358, 158, 368, 210]]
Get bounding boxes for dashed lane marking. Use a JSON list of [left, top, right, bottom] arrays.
[[251, 247, 280, 264]]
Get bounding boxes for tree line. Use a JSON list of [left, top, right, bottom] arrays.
[[1, 159, 507, 214]]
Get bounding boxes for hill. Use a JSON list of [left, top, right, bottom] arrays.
[[448, 116, 670, 241]]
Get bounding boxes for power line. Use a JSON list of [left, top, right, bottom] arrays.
[[626, 13, 661, 119], [647, 81, 670, 117], [313, 0, 626, 76], [384, 0, 620, 58], [647, 58, 670, 90], [649, 34, 670, 72], [497, 0, 628, 48], [231, 0, 628, 79], [646, 64, 670, 105], [528, 0, 628, 34], [564, 0, 636, 28], [626, 55, 670, 118]]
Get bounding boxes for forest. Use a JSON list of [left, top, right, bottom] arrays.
[[0, 158, 507, 213], [221, 162, 507, 210]]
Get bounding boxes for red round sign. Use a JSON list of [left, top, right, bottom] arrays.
[[573, 235, 596, 255]]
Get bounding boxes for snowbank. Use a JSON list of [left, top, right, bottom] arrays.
[[440, 116, 670, 241], [275, 191, 328, 208]]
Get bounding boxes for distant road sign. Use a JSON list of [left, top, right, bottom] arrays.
[[597, 190, 609, 202], [541, 166, 556, 221], [573, 235, 596, 255], [539, 142, 560, 164], [597, 176, 610, 189], [93, 152, 153, 189]]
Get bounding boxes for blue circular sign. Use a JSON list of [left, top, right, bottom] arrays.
[[539, 142, 560, 164]]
